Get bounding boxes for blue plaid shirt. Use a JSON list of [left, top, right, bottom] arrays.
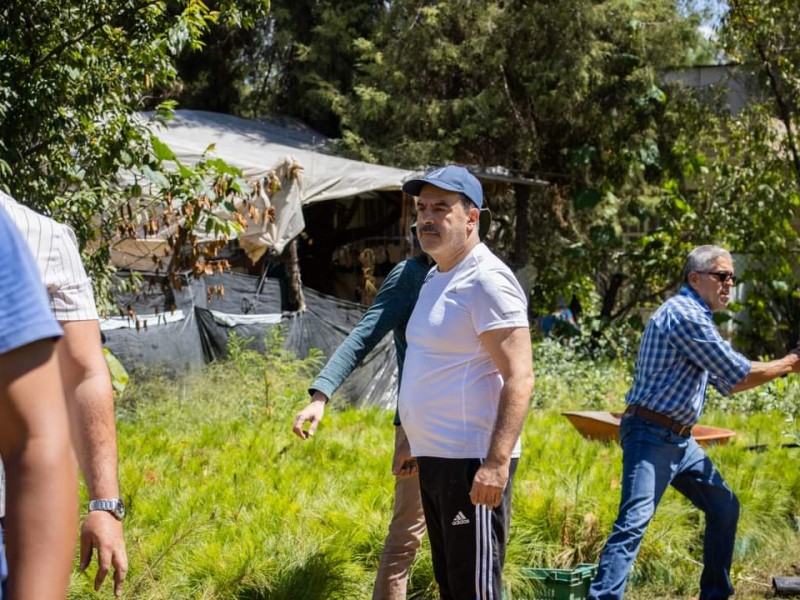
[[625, 284, 750, 426]]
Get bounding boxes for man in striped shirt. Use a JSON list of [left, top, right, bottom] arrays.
[[0, 191, 127, 596], [589, 245, 800, 600]]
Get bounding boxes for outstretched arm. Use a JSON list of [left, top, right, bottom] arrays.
[[731, 350, 800, 393], [470, 326, 534, 508], [58, 319, 127, 596], [293, 259, 426, 440], [0, 340, 77, 600]]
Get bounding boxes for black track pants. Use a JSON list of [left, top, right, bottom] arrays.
[[417, 457, 518, 600]]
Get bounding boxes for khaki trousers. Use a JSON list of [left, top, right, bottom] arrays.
[[372, 426, 427, 600]]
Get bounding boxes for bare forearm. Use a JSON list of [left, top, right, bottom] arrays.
[[478, 326, 535, 467], [68, 373, 120, 497], [0, 341, 77, 600], [5, 439, 77, 599], [58, 320, 120, 498], [485, 374, 534, 467], [731, 353, 800, 393]]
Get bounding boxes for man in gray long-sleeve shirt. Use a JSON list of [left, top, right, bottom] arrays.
[[292, 253, 430, 600]]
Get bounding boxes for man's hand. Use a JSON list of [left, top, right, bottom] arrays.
[[391, 427, 417, 478], [469, 462, 510, 508], [292, 392, 328, 439], [80, 511, 128, 596], [734, 349, 800, 392], [790, 348, 800, 372]]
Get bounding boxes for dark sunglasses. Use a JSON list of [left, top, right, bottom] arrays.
[[699, 271, 737, 284]]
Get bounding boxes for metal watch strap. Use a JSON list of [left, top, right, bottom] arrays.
[[88, 498, 125, 520]]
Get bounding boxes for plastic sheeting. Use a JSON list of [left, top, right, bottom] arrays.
[[103, 272, 398, 410], [113, 110, 417, 265]]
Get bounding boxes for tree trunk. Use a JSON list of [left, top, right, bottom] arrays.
[[513, 183, 531, 270], [758, 45, 800, 188], [600, 273, 627, 320]]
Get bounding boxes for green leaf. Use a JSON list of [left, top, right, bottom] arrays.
[[573, 188, 602, 210], [713, 311, 733, 325], [647, 84, 666, 103], [232, 176, 251, 194], [771, 280, 790, 293], [102, 348, 129, 395], [673, 198, 692, 213], [150, 135, 177, 162], [177, 163, 196, 179], [638, 139, 661, 167], [141, 165, 170, 189]]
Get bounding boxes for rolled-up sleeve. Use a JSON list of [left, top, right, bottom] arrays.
[[668, 316, 750, 396]]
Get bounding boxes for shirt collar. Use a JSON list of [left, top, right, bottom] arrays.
[[678, 284, 712, 316]]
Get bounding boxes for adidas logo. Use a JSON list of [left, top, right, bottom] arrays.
[[451, 511, 470, 526]]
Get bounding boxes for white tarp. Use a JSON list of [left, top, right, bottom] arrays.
[[113, 110, 416, 265], [99, 309, 187, 331]]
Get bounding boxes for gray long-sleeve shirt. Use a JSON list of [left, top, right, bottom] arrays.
[[309, 256, 430, 424]]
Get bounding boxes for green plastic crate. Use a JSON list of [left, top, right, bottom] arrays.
[[519, 563, 598, 600]]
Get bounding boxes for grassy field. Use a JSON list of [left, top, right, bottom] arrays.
[[68, 338, 800, 599]]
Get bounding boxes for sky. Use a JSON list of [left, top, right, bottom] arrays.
[[693, 0, 730, 39]]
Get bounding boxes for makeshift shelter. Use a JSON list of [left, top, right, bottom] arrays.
[[112, 110, 416, 270], [105, 110, 418, 409]]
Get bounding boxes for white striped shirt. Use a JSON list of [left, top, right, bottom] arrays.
[[0, 191, 100, 517], [0, 191, 98, 321]]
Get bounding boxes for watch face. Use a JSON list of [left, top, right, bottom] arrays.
[[113, 499, 126, 519]]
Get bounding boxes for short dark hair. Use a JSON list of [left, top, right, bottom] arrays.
[[458, 193, 476, 213]]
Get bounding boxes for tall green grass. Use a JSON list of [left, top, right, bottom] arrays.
[[68, 338, 800, 599]]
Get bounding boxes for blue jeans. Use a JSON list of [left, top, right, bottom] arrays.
[[589, 415, 739, 600]]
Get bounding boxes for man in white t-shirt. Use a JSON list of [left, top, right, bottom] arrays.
[[399, 166, 535, 599], [0, 191, 128, 596]]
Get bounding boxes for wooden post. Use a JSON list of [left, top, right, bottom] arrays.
[[284, 237, 306, 312]]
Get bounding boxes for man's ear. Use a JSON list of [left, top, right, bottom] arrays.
[[468, 205, 480, 228]]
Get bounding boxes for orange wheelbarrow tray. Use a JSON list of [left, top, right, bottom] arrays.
[[561, 410, 736, 447]]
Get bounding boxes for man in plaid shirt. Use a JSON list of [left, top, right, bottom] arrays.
[[589, 245, 800, 600]]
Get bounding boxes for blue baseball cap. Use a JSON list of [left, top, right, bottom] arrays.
[[402, 165, 483, 209]]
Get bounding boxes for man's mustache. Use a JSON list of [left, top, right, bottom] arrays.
[[418, 224, 439, 235]]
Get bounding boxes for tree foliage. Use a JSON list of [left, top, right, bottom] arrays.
[[169, 0, 389, 133], [0, 0, 270, 308], [723, 0, 800, 186], [706, 0, 800, 354], [5, 0, 799, 353], [315, 0, 800, 355], [325, 0, 711, 322], [239, 0, 388, 134], [623, 0, 800, 356], [166, 0, 279, 114]]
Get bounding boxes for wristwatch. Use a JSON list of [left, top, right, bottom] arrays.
[[88, 498, 126, 521]]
